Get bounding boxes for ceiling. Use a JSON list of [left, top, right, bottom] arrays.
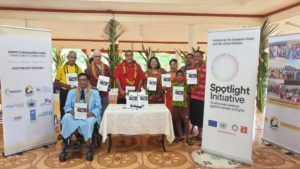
[[0, 0, 299, 51], [0, 0, 299, 15]]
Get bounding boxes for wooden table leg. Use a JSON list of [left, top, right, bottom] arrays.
[[161, 134, 166, 152], [108, 134, 112, 153]]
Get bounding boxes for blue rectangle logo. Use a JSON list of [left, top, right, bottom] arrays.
[[30, 110, 36, 121], [208, 120, 217, 127]]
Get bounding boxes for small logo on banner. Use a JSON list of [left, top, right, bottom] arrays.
[[208, 120, 217, 127], [14, 116, 23, 121], [270, 116, 279, 128], [240, 126, 248, 134], [25, 85, 34, 96], [40, 98, 52, 106], [5, 103, 24, 109], [232, 124, 239, 132], [26, 99, 37, 108], [219, 122, 227, 129], [38, 111, 53, 117], [30, 110, 37, 121], [36, 86, 52, 93], [5, 89, 22, 96]]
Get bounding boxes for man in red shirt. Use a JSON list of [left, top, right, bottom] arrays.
[[190, 50, 206, 141], [114, 50, 145, 103]]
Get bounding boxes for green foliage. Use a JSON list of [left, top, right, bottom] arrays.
[[103, 19, 127, 45], [52, 48, 64, 67], [256, 19, 279, 112], [175, 46, 202, 64], [102, 18, 126, 87], [138, 44, 159, 66]]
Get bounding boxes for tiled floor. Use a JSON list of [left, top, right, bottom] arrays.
[[0, 112, 300, 169]]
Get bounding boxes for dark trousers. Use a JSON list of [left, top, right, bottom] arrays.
[[117, 98, 126, 104], [59, 88, 69, 120]]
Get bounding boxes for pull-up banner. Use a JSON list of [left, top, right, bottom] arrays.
[[0, 25, 56, 156], [263, 33, 300, 155], [202, 27, 260, 165]]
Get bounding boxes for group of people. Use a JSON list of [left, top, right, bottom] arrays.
[[269, 67, 300, 81], [55, 49, 206, 146]]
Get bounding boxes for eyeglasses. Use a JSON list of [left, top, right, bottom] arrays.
[[94, 55, 101, 58]]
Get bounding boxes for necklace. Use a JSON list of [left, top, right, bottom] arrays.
[[123, 62, 137, 85]]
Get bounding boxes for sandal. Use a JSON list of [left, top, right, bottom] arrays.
[[186, 139, 193, 146]]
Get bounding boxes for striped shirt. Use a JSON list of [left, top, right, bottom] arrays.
[[191, 64, 206, 101]]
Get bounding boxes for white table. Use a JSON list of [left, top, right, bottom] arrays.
[[99, 104, 175, 152]]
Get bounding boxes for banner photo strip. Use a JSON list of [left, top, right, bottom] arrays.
[[0, 25, 56, 156], [202, 27, 260, 165], [263, 33, 300, 155]]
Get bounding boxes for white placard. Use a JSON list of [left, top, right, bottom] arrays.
[[186, 69, 197, 85], [126, 92, 138, 108], [147, 77, 157, 91], [172, 86, 184, 101], [97, 75, 110, 92], [0, 25, 56, 156], [202, 27, 260, 165], [66, 73, 78, 87], [138, 92, 149, 108], [161, 74, 171, 87], [74, 103, 87, 119], [125, 86, 135, 100]]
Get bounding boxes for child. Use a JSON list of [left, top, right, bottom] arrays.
[[171, 70, 192, 146]]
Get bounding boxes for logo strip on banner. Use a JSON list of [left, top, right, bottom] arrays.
[[201, 27, 261, 165]]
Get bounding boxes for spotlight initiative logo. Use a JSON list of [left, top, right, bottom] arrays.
[[211, 53, 239, 82]]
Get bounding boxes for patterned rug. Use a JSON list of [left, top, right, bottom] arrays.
[[1, 111, 300, 168], [191, 150, 241, 168]]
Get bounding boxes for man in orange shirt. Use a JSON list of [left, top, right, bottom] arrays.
[[114, 50, 145, 103]]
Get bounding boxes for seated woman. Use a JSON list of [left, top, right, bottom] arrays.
[[60, 73, 102, 143]]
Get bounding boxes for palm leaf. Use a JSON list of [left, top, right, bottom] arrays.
[[256, 19, 279, 112], [138, 44, 159, 66], [103, 19, 127, 45], [52, 48, 64, 66], [175, 48, 187, 64]]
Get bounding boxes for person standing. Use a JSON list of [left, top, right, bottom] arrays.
[[165, 59, 178, 111], [55, 50, 82, 120], [180, 53, 194, 73], [85, 49, 113, 117], [114, 50, 145, 103], [144, 56, 167, 103], [190, 50, 206, 141], [171, 70, 192, 145]]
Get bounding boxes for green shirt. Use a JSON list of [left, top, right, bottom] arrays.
[[171, 81, 189, 107]]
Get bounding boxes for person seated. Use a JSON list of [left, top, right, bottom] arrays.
[[60, 73, 101, 144]]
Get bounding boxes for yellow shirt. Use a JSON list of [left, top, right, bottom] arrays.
[[55, 64, 82, 90]]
